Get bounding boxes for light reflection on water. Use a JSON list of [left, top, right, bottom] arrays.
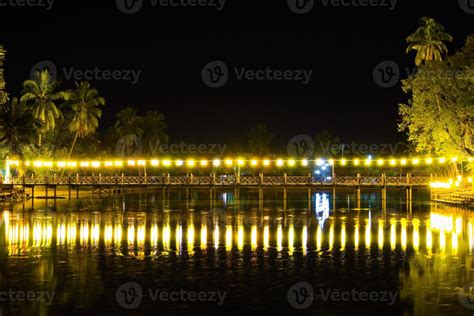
[[0, 189, 473, 315], [3, 205, 472, 258]]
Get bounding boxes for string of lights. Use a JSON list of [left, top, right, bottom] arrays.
[[4, 157, 472, 169]]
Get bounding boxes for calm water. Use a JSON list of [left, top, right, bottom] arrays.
[[1, 188, 474, 315]]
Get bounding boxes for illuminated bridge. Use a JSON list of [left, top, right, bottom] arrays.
[[2, 157, 463, 199]]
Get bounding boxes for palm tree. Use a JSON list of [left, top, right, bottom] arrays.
[[114, 107, 144, 157], [64, 81, 105, 158], [248, 123, 274, 155], [406, 17, 453, 66], [20, 69, 67, 145], [114, 107, 143, 137], [140, 111, 168, 155], [0, 97, 43, 160], [0, 44, 7, 105]]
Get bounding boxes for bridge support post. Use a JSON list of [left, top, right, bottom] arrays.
[[68, 176, 71, 200], [382, 173, 387, 212], [356, 173, 361, 209], [76, 173, 79, 199], [308, 188, 311, 212]]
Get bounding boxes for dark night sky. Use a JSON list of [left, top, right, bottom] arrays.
[[0, 0, 472, 152]]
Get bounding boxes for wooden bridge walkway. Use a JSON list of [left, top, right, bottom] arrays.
[[11, 174, 433, 188]]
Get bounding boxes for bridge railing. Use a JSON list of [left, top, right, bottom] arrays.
[[11, 174, 436, 187]]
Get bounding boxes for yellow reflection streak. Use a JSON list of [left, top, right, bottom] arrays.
[[214, 224, 219, 249], [277, 225, 283, 252], [264, 225, 269, 250], [237, 225, 244, 251], [401, 219, 407, 251], [58, 223, 66, 246], [226, 225, 233, 251], [200, 224, 207, 250], [137, 223, 145, 249], [163, 224, 170, 251], [176, 225, 183, 253], [426, 220, 433, 254], [80, 221, 89, 246], [251, 225, 258, 250], [302, 225, 308, 254], [413, 219, 420, 251], [288, 225, 295, 254], [452, 232, 458, 255], [150, 224, 159, 247], [114, 222, 122, 247], [354, 223, 359, 250], [365, 219, 371, 248], [127, 223, 135, 246], [316, 226, 322, 250], [68, 222, 77, 246], [440, 229, 446, 254], [390, 219, 396, 250], [91, 222, 100, 246], [378, 219, 384, 250], [469, 222, 473, 252], [187, 224, 195, 253], [104, 224, 113, 246], [328, 223, 334, 251]]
